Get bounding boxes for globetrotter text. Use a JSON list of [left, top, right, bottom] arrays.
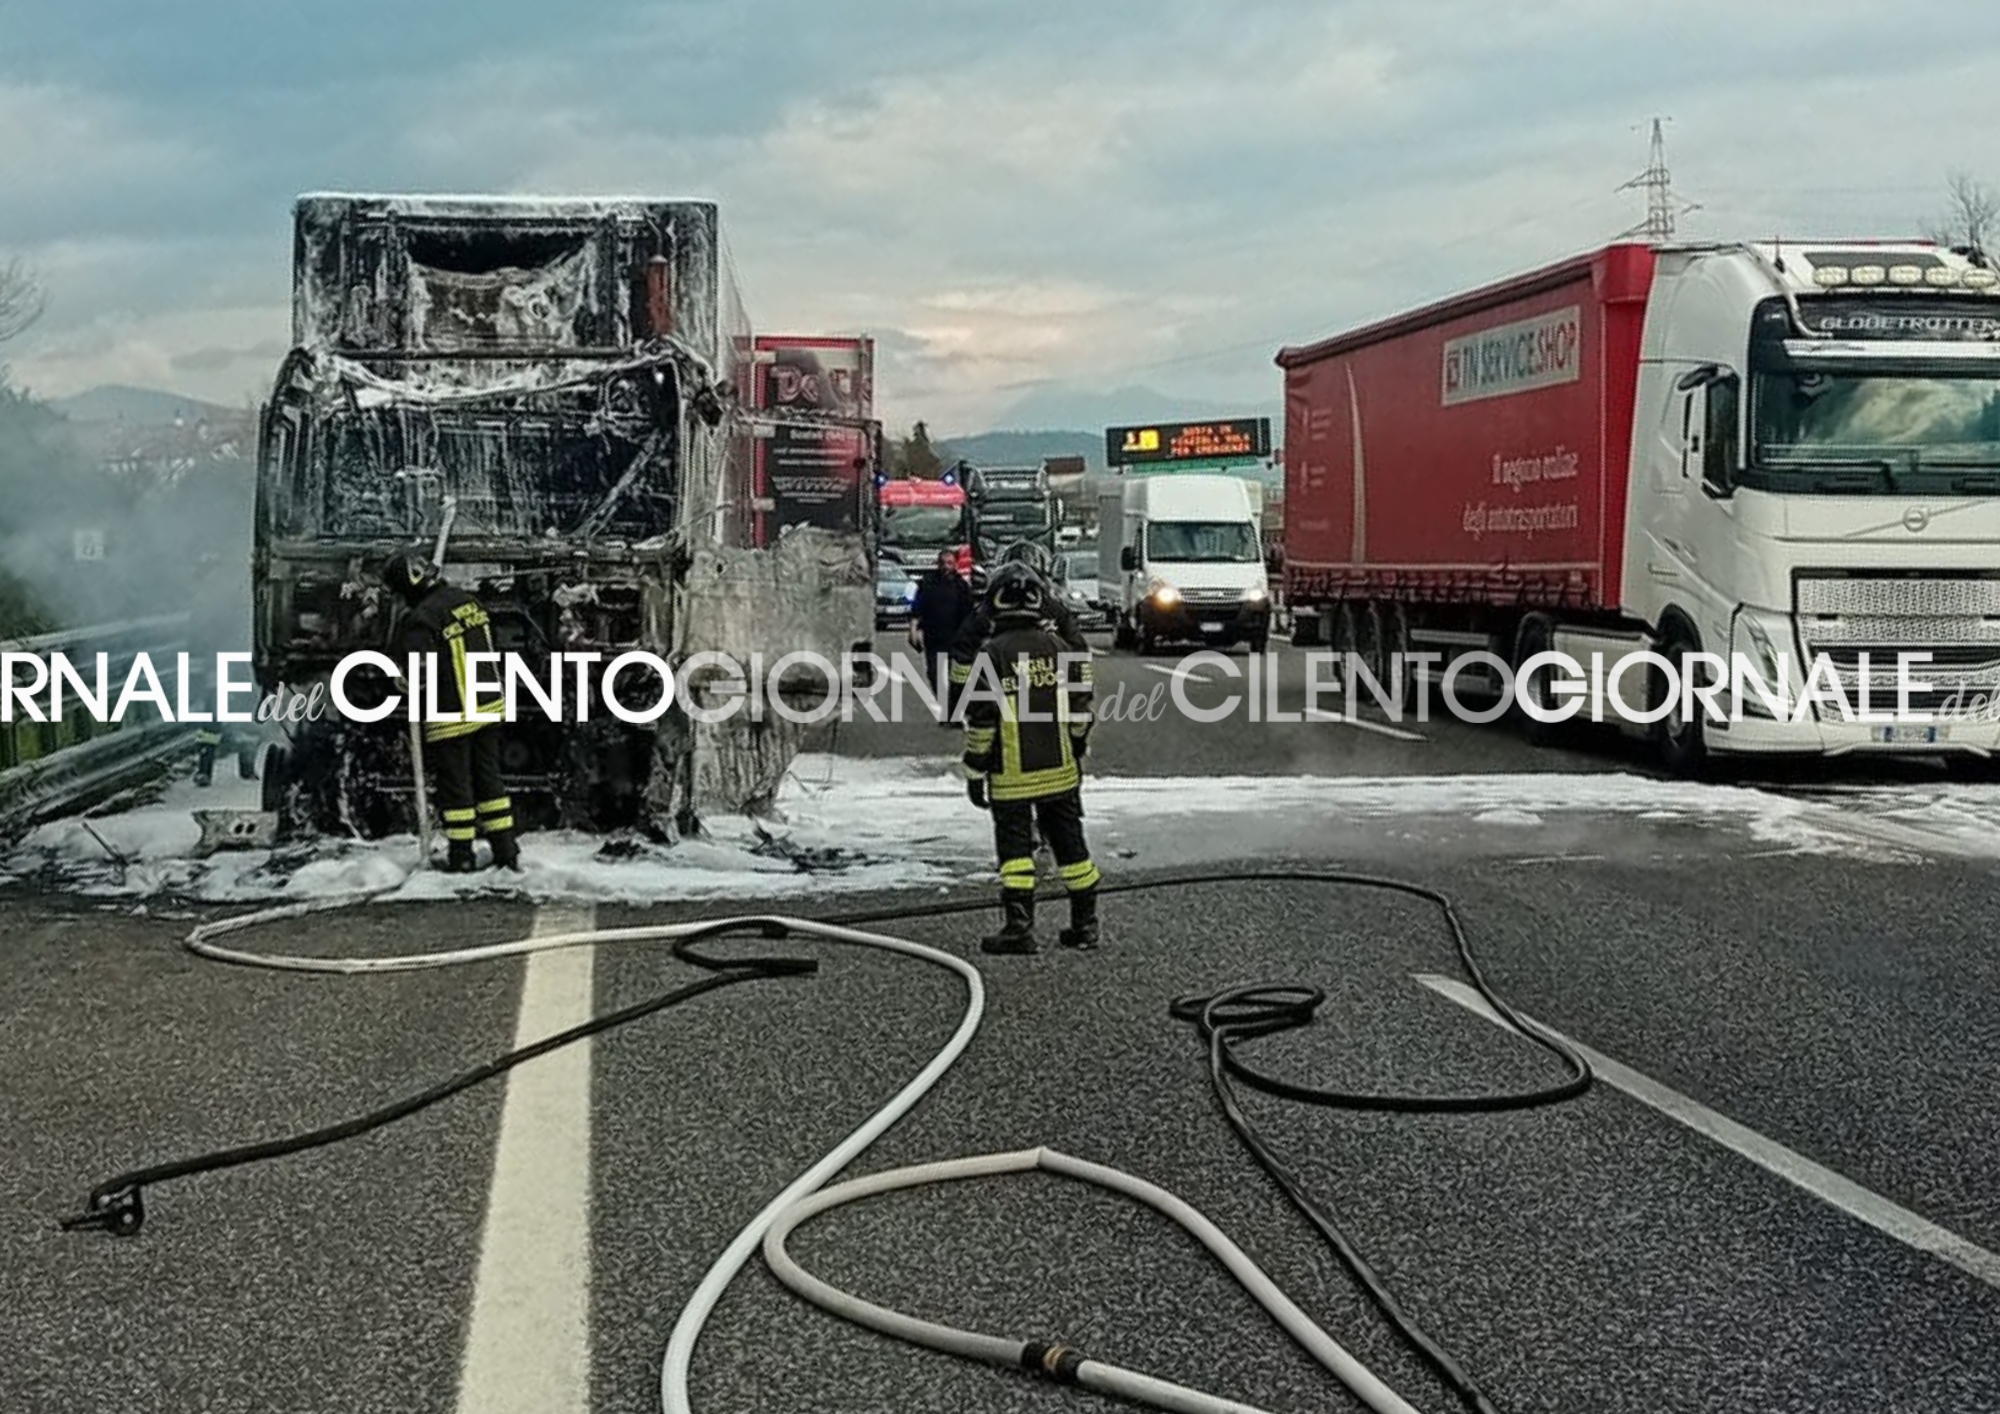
[[0, 648, 1987, 728]]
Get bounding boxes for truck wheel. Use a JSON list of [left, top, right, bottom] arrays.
[[1382, 603, 1415, 702], [1656, 626, 1709, 777], [1514, 614, 1563, 748], [1355, 601, 1387, 681], [1331, 602, 1360, 660], [1113, 613, 1137, 651]]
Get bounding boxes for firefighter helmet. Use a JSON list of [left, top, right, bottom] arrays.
[[380, 549, 443, 603], [984, 561, 1051, 623], [998, 539, 1056, 580]]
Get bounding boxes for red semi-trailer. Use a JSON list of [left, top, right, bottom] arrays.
[[1279, 243, 1652, 616], [1279, 239, 2000, 772]]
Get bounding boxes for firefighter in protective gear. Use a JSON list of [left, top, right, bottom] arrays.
[[961, 562, 1100, 954], [946, 540, 1085, 721], [380, 550, 520, 874]]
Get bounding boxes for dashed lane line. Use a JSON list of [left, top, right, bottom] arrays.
[[1417, 973, 2000, 1293], [1303, 707, 1428, 742]]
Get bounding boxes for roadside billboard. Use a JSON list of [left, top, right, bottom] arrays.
[[752, 335, 876, 543]]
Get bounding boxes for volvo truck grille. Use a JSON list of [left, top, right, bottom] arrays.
[[1796, 573, 2000, 710]]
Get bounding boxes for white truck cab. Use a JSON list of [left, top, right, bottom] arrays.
[[1623, 240, 2000, 771], [1104, 474, 1271, 653]]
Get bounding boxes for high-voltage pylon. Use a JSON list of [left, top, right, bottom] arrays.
[[1618, 117, 1699, 242]]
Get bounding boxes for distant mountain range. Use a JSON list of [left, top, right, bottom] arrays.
[[940, 384, 1283, 474], [51, 385, 240, 426], [983, 383, 1280, 441], [935, 429, 1103, 470]]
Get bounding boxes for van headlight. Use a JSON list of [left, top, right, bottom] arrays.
[[1150, 581, 1181, 608], [1242, 585, 1268, 603]]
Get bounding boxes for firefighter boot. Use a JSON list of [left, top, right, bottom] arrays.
[[980, 891, 1038, 955], [444, 840, 479, 873], [487, 830, 522, 873], [1059, 887, 1100, 951], [192, 744, 216, 788], [236, 746, 258, 781]]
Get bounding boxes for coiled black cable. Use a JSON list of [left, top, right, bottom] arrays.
[[1167, 873, 1592, 1414], [59, 919, 818, 1236], [61, 868, 1589, 1414]]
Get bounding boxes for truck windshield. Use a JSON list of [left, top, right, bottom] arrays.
[[880, 505, 964, 549], [1147, 520, 1260, 562], [1752, 366, 2000, 488]]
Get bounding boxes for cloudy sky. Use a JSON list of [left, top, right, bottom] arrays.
[[3, 0, 1998, 435]]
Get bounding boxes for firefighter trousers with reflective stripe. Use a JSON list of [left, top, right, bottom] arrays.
[[428, 726, 513, 842], [990, 789, 1098, 894]]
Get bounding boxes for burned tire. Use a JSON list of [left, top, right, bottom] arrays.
[[260, 745, 290, 817]]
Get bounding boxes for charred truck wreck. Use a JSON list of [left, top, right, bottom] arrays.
[[253, 194, 876, 842]]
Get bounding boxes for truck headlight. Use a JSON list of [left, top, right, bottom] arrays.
[[1242, 585, 1268, 603], [1151, 582, 1181, 608], [1731, 610, 1795, 719]]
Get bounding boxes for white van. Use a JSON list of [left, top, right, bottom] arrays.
[[1103, 474, 1270, 652]]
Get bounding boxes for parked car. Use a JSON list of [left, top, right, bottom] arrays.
[[875, 560, 917, 630]]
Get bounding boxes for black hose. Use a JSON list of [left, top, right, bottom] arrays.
[[58, 919, 818, 1236], [839, 870, 1590, 1414], [1161, 873, 1589, 1414], [60, 867, 1587, 1414]]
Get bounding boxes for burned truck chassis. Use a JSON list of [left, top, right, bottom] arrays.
[[253, 194, 872, 844], [257, 544, 692, 841]]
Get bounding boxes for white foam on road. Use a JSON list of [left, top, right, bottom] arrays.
[[7, 752, 1986, 905]]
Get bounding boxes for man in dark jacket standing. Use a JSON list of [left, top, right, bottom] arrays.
[[910, 549, 973, 716], [381, 550, 520, 874]]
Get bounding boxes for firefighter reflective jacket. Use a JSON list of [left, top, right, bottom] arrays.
[[398, 585, 506, 742], [961, 620, 1094, 802], [948, 596, 1086, 692]]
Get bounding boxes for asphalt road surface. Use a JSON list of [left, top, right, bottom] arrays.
[[4, 634, 1998, 1414]]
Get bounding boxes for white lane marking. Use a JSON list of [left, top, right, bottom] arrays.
[[456, 904, 598, 1414], [1145, 663, 1219, 685], [1303, 706, 1428, 742], [1416, 973, 2000, 1292]]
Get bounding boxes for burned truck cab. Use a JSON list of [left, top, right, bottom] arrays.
[[253, 193, 755, 838]]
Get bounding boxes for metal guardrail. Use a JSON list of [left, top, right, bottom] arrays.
[[0, 614, 199, 842]]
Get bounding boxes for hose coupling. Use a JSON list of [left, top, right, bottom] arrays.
[[1021, 1340, 1085, 1384], [60, 1185, 145, 1238]]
